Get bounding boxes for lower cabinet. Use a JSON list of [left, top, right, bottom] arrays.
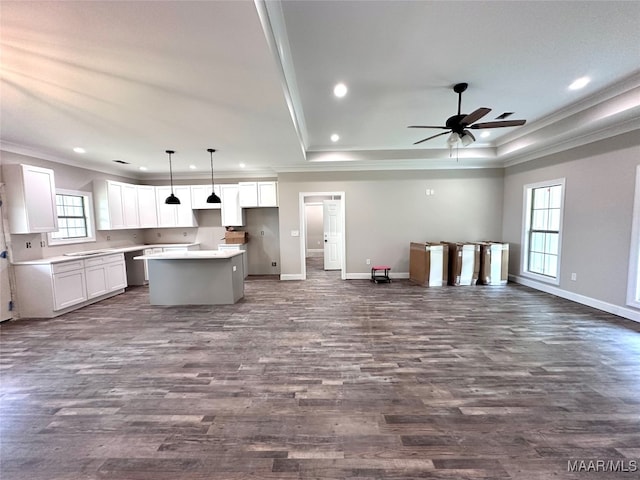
[[14, 254, 128, 318]]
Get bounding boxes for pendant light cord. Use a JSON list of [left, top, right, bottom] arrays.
[[208, 148, 216, 190], [166, 149, 176, 194]]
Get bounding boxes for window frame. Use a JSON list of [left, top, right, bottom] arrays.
[[521, 178, 566, 285], [47, 189, 97, 246]]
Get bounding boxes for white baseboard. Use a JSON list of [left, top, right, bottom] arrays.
[[280, 274, 304, 281], [510, 274, 640, 323], [345, 272, 410, 280]]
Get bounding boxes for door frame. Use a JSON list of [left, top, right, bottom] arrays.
[[299, 191, 346, 280]]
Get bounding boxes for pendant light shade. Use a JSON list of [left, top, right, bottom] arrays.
[[206, 148, 221, 204], [164, 149, 180, 205]]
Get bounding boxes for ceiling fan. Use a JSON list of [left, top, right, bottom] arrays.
[[409, 82, 526, 146]]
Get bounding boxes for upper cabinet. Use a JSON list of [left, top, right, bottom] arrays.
[[4, 164, 58, 234], [155, 185, 198, 227], [220, 184, 245, 226], [239, 181, 278, 208], [136, 185, 158, 228], [191, 184, 221, 210], [93, 180, 139, 230]]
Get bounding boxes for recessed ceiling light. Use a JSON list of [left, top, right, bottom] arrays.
[[73, 147, 85, 154], [569, 76, 590, 90], [330, 134, 340, 142], [189, 165, 196, 170], [333, 83, 347, 98], [139, 166, 148, 171], [239, 163, 246, 168], [480, 131, 491, 138]]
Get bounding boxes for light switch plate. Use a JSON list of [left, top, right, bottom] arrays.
[[291, 230, 300, 237]]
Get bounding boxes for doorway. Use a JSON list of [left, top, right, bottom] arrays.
[[299, 192, 346, 280]]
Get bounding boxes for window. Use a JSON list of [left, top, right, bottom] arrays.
[[47, 189, 96, 245], [522, 179, 565, 284]]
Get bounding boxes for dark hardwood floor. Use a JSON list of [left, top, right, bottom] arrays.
[[1, 257, 639, 479]]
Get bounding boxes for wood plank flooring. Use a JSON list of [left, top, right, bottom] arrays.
[[1, 258, 640, 479]]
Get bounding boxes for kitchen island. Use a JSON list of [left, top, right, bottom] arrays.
[[134, 250, 244, 305]]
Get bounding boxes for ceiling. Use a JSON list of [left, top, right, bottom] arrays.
[[1, 1, 639, 180]]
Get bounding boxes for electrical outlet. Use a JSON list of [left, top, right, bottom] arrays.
[[133, 233, 137, 238], [40, 241, 46, 247], [571, 273, 577, 281], [157, 232, 161, 237], [106, 235, 111, 241], [366, 259, 371, 265], [25, 241, 32, 248], [183, 232, 187, 237], [261, 231, 265, 236], [271, 262, 277, 267]]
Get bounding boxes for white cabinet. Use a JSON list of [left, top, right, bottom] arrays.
[[4, 164, 58, 234], [220, 184, 245, 226], [137, 185, 158, 228], [93, 180, 140, 230], [155, 186, 197, 227], [258, 181, 278, 207], [239, 182, 259, 207], [84, 254, 126, 299], [190, 184, 222, 209], [51, 261, 87, 310], [14, 254, 127, 318], [238, 181, 278, 208]]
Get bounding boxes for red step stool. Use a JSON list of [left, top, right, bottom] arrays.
[[371, 265, 391, 284]]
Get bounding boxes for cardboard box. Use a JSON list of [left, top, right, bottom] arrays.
[[446, 242, 480, 286], [409, 242, 448, 286], [477, 242, 509, 285], [224, 231, 248, 244]]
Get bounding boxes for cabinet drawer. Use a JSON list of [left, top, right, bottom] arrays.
[[102, 253, 124, 264], [51, 260, 84, 274], [84, 256, 105, 267]]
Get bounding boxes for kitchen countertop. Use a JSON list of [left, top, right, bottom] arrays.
[[134, 250, 243, 260], [11, 243, 200, 265]]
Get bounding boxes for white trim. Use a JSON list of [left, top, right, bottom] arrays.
[[47, 189, 97, 246], [298, 191, 346, 281], [510, 274, 640, 323], [346, 272, 410, 280], [520, 178, 566, 285], [626, 165, 640, 308], [280, 274, 304, 281]]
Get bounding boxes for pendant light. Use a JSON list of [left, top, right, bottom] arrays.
[[206, 148, 221, 204], [164, 149, 180, 205]]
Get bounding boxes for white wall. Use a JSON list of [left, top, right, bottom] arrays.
[[278, 169, 505, 277], [502, 130, 640, 312]]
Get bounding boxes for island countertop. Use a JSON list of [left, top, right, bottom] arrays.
[[133, 250, 244, 261]]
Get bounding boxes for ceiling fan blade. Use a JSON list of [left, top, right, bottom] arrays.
[[470, 119, 527, 129], [462, 107, 491, 125], [408, 125, 448, 129], [413, 131, 450, 145]]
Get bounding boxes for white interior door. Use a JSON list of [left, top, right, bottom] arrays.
[[323, 199, 342, 270]]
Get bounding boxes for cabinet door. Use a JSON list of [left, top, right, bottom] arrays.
[[220, 185, 245, 226], [258, 182, 278, 207], [174, 186, 197, 227], [106, 181, 126, 229], [155, 186, 178, 227], [137, 185, 158, 228], [24, 165, 59, 232], [85, 264, 108, 299], [106, 260, 127, 291], [12, 165, 59, 233], [191, 185, 221, 209], [52, 269, 87, 310], [238, 182, 258, 207], [122, 183, 139, 228]]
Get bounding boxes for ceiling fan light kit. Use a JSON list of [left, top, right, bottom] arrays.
[[409, 82, 527, 147]]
